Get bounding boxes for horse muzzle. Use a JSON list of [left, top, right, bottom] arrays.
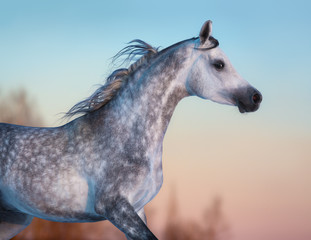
[[235, 87, 262, 113]]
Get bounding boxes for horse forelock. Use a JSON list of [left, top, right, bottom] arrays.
[[65, 40, 159, 118]]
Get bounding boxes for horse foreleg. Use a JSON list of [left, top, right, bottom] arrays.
[[95, 196, 157, 240], [137, 208, 147, 225], [0, 209, 33, 240]]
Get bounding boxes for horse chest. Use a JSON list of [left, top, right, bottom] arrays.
[[128, 148, 163, 211]]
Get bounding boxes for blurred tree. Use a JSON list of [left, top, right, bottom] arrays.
[[163, 186, 230, 240], [203, 197, 231, 240], [0, 88, 43, 127], [13, 219, 126, 240], [163, 185, 184, 240]]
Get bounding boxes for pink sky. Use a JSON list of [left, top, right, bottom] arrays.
[[1, 1, 311, 238], [147, 99, 311, 240]]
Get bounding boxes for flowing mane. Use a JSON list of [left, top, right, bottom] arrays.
[[65, 36, 220, 119], [65, 39, 159, 118]]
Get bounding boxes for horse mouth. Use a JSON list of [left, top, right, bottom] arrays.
[[236, 99, 261, 113], [237, 101, 247, 113]]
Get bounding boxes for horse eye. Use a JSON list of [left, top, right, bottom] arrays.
[[213, 61, 225, 70]]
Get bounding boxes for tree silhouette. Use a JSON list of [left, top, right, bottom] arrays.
[[203, 197, 231, 240], [163, 186, 230, 240], [0, 88, 43, 127]]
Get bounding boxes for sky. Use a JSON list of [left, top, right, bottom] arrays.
[[1, 1, 311, 239]]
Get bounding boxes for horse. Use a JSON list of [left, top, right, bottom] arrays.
[[0, 20, 262, 240]]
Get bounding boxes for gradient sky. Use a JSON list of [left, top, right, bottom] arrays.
[[1, 1, 311, 240]]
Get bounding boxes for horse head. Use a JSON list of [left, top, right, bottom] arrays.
[[186, 20, 262, 113]]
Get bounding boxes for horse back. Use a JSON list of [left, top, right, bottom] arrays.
[[0, 122, 22, 179], [0, 122, 68, 181]]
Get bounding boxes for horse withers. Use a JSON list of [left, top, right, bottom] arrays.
[[0, 20, 261, 240]]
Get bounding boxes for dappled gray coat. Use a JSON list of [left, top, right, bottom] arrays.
[[0, 21, 261, 240]]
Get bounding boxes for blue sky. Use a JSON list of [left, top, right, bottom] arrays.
[[0, 0, 311, 133]]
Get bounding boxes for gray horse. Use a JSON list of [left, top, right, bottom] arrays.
[[0, 20, 262, 240]]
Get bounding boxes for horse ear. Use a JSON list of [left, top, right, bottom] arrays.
[[199, 20, 213, 45]]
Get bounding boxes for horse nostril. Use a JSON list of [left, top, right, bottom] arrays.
[[252, 92, 262, 104]]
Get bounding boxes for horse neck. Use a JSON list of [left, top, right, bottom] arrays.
[[103, 41, 194, 146]]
